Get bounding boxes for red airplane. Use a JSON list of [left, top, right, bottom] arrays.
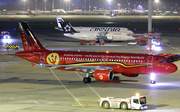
[[16, 22, 178, 84]]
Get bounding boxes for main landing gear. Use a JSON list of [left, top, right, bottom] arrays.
[[83, 73, 92, 83], [150, 80, 156, 84], [83, 77, 91, 83]]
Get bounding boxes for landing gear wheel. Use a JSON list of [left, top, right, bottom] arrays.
[[150, 80, 156, 84], [83, 77, 91, 83], [88, 77, 91, 83], [102, 101, 110, 109], [121, 102, 128, 110]]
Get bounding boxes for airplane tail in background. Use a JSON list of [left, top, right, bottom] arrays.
[[19, 22, 47, 51], [56, 15, 78, 33], [56, 15, 64, 29]]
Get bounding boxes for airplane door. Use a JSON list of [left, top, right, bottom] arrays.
[[147, 56, 153, 68], [40, 52, 46, 63]]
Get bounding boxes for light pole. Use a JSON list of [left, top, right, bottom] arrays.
[[148, 0, 153, 54], [23, 0, 26, 12], [44, 0, 46, 11], [118, 3, 120, 10], [155, 0, 159, 12], [65, 0, 69, 11], [52, 0, 54, 11], [85, 0, 86, 11], [107, 0, 112, 11], [60, 0, 61, 9], [35, 0, 37, 10], [89, 0, 90, 11], [69, 0, 70, 11]]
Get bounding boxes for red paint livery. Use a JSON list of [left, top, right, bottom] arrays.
[[16, 22, 178, 84]]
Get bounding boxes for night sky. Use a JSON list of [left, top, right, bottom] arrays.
[[0, 0, 179, 11]]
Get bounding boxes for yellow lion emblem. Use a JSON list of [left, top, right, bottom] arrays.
[[46, 53, 59, 65]]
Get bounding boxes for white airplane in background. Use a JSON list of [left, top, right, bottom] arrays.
[[55, 15, 135, 43]]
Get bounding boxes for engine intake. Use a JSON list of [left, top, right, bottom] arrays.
[[121, 73, 139, 77], [93, 70, 114, 81]]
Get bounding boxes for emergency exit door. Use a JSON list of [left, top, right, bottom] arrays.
[[147, 56, 153, 68]]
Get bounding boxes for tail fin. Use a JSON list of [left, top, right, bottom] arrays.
[[19, 22, 47, 51], [61, 21, 78, 33], [56, 16, 78, 33], [56, 15, 64, 29]]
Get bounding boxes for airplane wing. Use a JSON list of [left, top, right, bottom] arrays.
[[32, 61, 148, 73], [41, 63, 113, 73], [96, 32, 108, 41]]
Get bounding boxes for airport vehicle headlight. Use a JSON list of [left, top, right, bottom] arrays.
[[3, 35, 10, 39], [140, 106, 144, 110]]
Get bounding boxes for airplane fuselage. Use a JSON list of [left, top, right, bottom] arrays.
[[16, 50, 177, 75], [64, 27, 135, 41]]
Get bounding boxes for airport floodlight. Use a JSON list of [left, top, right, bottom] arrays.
[[118, 3, 121, 9], [155, 0, 159, 3], [107, 0, 111, 3]]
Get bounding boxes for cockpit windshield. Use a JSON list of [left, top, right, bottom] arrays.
[[140, 97, 146, 104], [159, 60, 170, 63], [127, 34, 132, 36]]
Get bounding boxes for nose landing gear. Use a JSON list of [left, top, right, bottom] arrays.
[[150, 73, 156, 84]]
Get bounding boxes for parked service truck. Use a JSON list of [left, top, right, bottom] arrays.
[[100, 94, 147, 110]]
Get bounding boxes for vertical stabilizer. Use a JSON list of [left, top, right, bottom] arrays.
[[56, 15, 64, 29], [19, 22, 47, 51]]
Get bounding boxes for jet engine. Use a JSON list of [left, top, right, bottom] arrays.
[[105, 33, 113, 40], [93, 70, 114, 81], [121, 73, 139, 77]]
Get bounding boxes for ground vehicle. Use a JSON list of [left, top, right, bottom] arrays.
[[5, 43, 19, 49], [100, 95, 148, 110], [1, 31, 10, 39], [152, 39, 161, 46], [127, 41, 137, 45], [139, 39, 147, 45]]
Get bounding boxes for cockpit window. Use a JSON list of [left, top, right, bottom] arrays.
[[127, 34, 131, 36], [159, 60, 162, 63], [160, 60, 170, 63]]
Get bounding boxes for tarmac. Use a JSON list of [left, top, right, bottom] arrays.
[[0, 15, 180, 112]]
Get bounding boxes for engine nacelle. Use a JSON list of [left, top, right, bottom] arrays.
[[121, 73, 139, 77], [94, 70, 114, 81], [105, 33, 113, 40]]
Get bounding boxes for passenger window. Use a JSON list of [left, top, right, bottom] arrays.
[[159, 60, 162, 63], [163, 60, 166, 63]]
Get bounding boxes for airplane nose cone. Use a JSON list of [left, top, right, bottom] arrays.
[[169, 63, 178, 73]]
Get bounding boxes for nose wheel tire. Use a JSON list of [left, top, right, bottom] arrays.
[[150, 80, 156, 84], [83, 77, 91, 83]]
